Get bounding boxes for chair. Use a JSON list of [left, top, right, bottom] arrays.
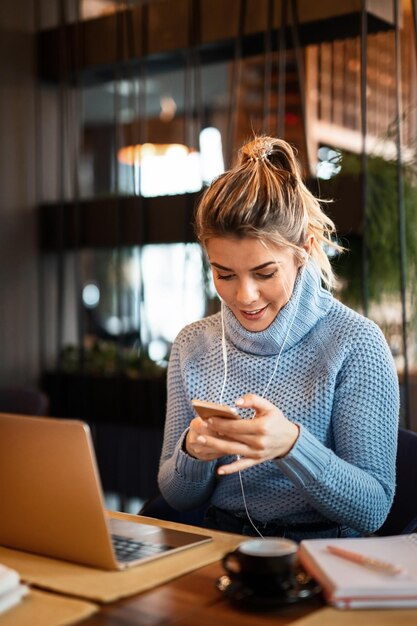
[[138, 493, 207, 527], [377, 427, 417, 536], [0, 386, 49, 416]]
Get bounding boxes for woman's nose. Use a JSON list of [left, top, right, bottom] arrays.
[[236, 280, 259, 305]]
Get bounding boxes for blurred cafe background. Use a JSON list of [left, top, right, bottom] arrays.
[[1, 0, 417, 510]]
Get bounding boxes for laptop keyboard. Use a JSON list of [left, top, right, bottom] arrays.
[[111, 534, 172, 563]]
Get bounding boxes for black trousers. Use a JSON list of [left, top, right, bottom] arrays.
[[204, 505, 343, 542]]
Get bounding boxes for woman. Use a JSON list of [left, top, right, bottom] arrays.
[[158, 136, 399, 541]]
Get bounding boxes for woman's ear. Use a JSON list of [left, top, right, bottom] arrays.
[[302, 236, 314, 259], [298, 236, 313, 267]]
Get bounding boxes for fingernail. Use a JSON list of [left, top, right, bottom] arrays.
[[217, 469, 224, 475], [235, 398, 244, 406], [207, 418, 213, 425], [197, 435, 206, 444]]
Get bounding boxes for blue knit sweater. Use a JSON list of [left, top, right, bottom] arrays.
[[158, 262, 400, 536]]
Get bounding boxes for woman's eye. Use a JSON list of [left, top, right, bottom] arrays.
[[216, 273, 234, 281], [256, 271, 277, 280]]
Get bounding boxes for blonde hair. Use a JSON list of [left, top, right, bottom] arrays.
[[195, 136, 342, 290]]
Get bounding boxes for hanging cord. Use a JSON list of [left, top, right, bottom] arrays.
[[413, 0, 417, 71], [262, 0, 274, 134], [69, 0, 86, 376], [34, 0, 46, 375], [184, 0, 203, 238], [125, 0, 146, 357], [113, 0, 129, 375], [192, 0, 204, 145], [185, 0, 203, 154], [277, 0, 288, 138], [125, 1, 138, 197], [360, 0, 370, 318], [184, 1, 192, 152], [137, 2, 149, 358], [56, 0, 68, 372], [393, 0, 410, 429], [226, 0, 247, 167], [288, 0, 310, 172]]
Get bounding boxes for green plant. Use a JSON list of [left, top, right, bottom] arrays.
[[328, 152, 417, 309], [60, 340, 167, 378]]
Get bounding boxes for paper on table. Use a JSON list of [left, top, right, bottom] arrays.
[[0, 584, 29, 615], [0, 562, 29, 616], [0, 563, 20, 595], [0, 589, 98, 626]]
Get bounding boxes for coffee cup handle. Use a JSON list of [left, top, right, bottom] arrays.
[[222, 551, 242, 577]]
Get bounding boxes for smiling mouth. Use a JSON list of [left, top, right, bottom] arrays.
[[240, 305, 268, 318]]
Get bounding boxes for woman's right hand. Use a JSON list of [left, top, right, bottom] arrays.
[[185, 416, 224, 460]]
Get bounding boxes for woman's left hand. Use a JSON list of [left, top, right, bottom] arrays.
[[198, 394, 299, 475]]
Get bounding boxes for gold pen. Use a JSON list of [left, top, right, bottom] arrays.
[[327, 545, 405, 576]]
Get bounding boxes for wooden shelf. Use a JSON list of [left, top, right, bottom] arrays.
[[41, 370, 167, 427], [37, 0, 395, 85], [39, 193, 199, 250], [38, 176, 362, 251]]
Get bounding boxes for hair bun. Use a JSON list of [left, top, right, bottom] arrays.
[[241, 137, 274, 163]]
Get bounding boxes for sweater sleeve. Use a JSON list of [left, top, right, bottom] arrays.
[[157, 338, 217, 510], [275, 320, 400, 535]]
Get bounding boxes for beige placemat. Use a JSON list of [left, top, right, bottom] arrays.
[[291, 606, 417, 626], [1, 588, 97, 626], [0, 513, 243, 603]]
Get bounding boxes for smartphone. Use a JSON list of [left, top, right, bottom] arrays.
[[191, 399, 240, 420]]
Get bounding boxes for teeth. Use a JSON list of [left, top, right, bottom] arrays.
[[244, 308, 263, 315]]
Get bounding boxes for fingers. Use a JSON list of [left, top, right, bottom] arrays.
[[208, 415, 264, 437], [217, 456, 259, 475], [204, 396, 280, 453], [235, 393, 275, 414], [186, 417, 223, 460], [195, 432, 254, 459], [186, 395, 291, 464], [189, 416, 218, 438]]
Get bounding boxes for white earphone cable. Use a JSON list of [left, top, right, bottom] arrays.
[[219, 263, 306, 537], [219, 301, 228, 405]]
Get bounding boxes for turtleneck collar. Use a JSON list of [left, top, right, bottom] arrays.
[[223, 260, 333, 356]]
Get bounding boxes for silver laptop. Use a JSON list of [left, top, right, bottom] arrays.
[[0, 413, 212, 570]]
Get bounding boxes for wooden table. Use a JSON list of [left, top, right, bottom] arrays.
[[69, 518, 417, 626], [5, 513, 417, 626], [76, 558, 324, 626]]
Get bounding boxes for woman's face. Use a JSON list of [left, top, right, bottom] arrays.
[[206, 236, 304, 332]]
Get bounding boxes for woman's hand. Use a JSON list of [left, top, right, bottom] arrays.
[[185, 415, 227, 461], [190, 394, 299, 474]]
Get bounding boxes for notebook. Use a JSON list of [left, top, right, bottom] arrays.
[[298, 534, 417, 609], [0, 413, 212, 570]]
